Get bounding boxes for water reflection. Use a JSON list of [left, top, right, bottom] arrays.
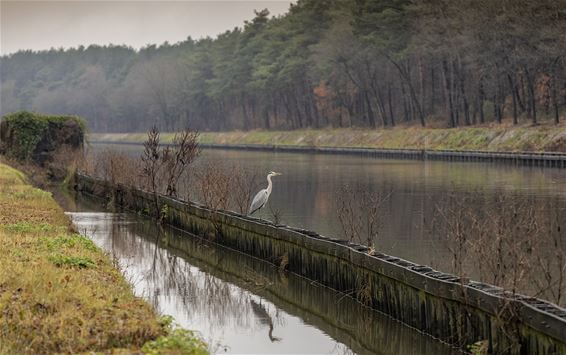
[[193, 150, 566, 283], [67, 200, 459, 355], [249, 300, 282, 343], [84, 145, 566, 307], [93, 144, 566, 272]]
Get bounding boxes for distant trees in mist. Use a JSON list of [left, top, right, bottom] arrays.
[[1, 0, 565, 132]]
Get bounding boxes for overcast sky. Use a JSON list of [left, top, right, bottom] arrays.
[[0, 0, 293, 55]]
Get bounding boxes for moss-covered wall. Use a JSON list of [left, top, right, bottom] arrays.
[[126, 216, 457, 355], [76, 174, 566, 354]]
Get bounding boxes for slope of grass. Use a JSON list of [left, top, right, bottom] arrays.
[[91, 125, 566, 152], [0, 163, 207, 354]]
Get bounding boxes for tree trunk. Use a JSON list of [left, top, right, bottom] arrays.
[[388, 56, 425, 126], [419, 56, 426, 118], [430, 66, 436, 113], [525, 68, 537, 125], [442, 59, 456, 127], [458, 62, 470, 126], [364, 91, 377, 128], [508, 74, 518, 125], [478, 79, 485, 124], [388, 83, 395, 127], [400, 83, 410, 122], [452, 60, 460, 126], [552, 79, 559, 124], [515, 75, 526, 113], [241, 103, 249, 130], [494, 95, 501, 124], [370, 83, 388, 127]]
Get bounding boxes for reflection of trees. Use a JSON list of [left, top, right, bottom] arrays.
[[117, 221, 255, 329], [72, 210, 459, 355], [88, 146, 566, 281], [74, 212, 256, 329], [134, 216, 457, 355]]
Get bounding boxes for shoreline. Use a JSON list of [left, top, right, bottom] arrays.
[[89, 140, 566, 169], [0, 163, 207, 353], [90, 126, 566, 153]]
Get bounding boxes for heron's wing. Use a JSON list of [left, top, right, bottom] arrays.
[[249, 189, 268, 215]]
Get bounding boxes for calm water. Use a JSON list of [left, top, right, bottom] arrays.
[[63, 196, 459, 355], [94, 144, 566, 269], [68, 145, 566, 352]]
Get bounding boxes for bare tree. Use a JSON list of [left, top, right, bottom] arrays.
[[163, 129, 200, 198], [431, 192, 478, 279], [141, 126, 162, 217], [194, 163, 233, 211], [434, 192, 566, 308], [230, 165, 259, 214], [336, 185, 390, 250], [532, 207, 566, 306]]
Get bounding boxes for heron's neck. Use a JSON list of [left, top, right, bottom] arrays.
[[266, 175, 273, 194]]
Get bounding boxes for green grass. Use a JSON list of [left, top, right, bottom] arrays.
[[48, 254, 96, 268], [41, 234, 99, 252], [90, 124, 566, 153], [142, 316, 208, 355], [1, 222, 60, 234], [0, 163, 208, 354], [142, 329, 209, 355]]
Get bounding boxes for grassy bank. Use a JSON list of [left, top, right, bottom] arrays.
[[0, 163, 207, 354], [90, 125, 566, 152]]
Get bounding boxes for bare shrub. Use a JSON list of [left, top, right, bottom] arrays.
[[139, 126, 200, 212], [194, 163, 233, 211], [336, 185, 391, 249], [434, 192, 566, 307], [192, 163, 260, 215], [230, 165, 259, 214], [531, 205, 566, 306], [48, 145, 85, 181], [141, 126, 162, 199], [95, 150, 141, 187], [433, 193, 541, 351], [472, 195, 540, 295], [267, 205, 282, 225], [162, 129, 200, 197], [77, 148, 142, 191], [431, 192, 479, 279], [77, 149, 98, 176]]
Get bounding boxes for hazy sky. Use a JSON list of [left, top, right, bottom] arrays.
[[0, 0, 293, 55]]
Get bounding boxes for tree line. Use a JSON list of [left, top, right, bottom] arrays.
[[1, 0, 565, 132]]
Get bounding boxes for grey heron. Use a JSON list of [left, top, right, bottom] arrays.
[[248, 171, 282, 215]]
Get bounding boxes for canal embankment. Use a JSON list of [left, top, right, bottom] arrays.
[[89, 126, 566, 167], [67, 200, 460, 355], [0, 163, 207, 354], [76, 173, 566, 354]]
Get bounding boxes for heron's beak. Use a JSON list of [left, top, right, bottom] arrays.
[[274, 172, 282, 176]]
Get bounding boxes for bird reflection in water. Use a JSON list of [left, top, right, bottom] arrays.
[[250, 299, 282, 342]]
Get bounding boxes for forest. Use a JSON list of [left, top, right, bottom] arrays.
[[1, 0, 565, 132]]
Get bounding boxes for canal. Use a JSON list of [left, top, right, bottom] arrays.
[[60, 193, 460, 354], [92, 144, 566, 270], [64, 145, 566, 352]]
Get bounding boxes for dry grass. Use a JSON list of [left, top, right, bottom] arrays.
[[91, 124, 566, 152], [0, 163, 164, 354]]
